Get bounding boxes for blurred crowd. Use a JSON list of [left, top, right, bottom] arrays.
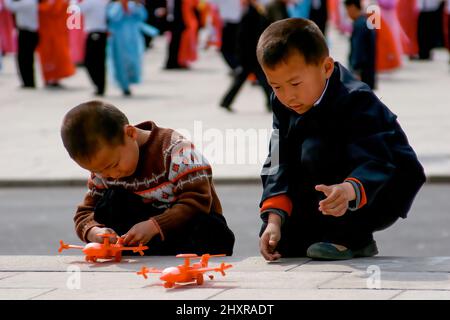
[[0, 0, 449, 102]]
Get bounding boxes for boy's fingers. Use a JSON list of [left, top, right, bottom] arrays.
[[315, 184, 332, 196], [262, 250, 278, 261], [320, 195, 346, 210], [319, 191, 340, 206], [322, 202, 348, 216], [122, 233, 135, 245], [260, 234, 275, 261], [271, 252, 282, 260], [260, 243, 272, 261]]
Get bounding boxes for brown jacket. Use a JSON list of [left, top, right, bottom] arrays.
[[74, 121, 223, 242]]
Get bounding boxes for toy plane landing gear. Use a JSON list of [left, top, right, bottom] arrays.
[[136, 253, 232, 288], [58, 234, 148, 263]]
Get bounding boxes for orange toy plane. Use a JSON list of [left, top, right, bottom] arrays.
[[137, 253, 232, 288], [58, 234, 148, 263]]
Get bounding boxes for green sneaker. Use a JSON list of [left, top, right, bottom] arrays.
[[306, 240, 379, 260]]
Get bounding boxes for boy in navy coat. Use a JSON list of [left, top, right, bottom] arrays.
[[257, 18, 425, 261]]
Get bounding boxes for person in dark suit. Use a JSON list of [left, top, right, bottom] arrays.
[[309, 0, 328, 35], [165, 0, 186, 69], [345, 0, 376, 89], [265, 0, 290, 23], [220, 0, 272, 112]]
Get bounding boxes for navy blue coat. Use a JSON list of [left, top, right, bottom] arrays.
[[260, 62, 425, 219]]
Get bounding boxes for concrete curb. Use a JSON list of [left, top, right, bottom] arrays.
[[0, 176, 449, 187]]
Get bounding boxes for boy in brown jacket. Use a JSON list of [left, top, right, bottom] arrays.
[[60, 100, 235, 255]]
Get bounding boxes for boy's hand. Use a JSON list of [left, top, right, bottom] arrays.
[[315, 182, 356, 217], [259, 213, 282, 261], [122, 219, 159, 246], [87, 227, 118, 243]]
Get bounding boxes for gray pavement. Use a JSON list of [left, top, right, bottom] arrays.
[[0, 27, 449, 183], [1, 255, 450, 300], [1, 183, 449, 257]]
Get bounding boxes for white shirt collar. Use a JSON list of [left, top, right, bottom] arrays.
[[313, 78, 330, 106]]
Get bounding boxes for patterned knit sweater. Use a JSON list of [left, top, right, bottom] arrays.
[[74, 121, 223, 242]]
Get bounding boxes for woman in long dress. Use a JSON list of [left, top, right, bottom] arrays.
[[107, 0, 150, 96], [396, 0, 419, 58], [178, 0, 199, 68], [38, 0, 76, 87]]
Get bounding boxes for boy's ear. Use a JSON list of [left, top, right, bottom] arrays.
[[324, 57, 335, 78], [124, 125, 137, 140]]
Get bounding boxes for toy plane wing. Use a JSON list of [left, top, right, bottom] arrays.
[[119, 244, 149, 255], [136, 266, 162, 279], [196, 263, 233, 276]]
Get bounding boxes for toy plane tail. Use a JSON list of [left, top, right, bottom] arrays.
[[137, 266, 149, 279], [131, 244, 149, 256], [137, 266, 161, 279], [218, 262, 233, 276], [58, 240, 84, 253], [58, 240, 68, 253]]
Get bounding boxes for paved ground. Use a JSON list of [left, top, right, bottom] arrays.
[[1, 255, 450, 300], [0, 27, 449, 182], [1, 183, 449, 257]]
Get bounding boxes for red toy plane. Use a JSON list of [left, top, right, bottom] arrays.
[[137, 253, 232, 288], [58, 234, 148, 263]]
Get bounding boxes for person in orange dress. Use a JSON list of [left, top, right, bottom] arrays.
[[38, 0, 75, 88], [178, 0, 199, 68], [375, 15, 402, 72], [376, 0, 402, 71]]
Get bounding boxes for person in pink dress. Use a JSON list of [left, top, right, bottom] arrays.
[[0, 0, 17, 55], [396, 0, 419, 59], [68, 16, 86, 65]]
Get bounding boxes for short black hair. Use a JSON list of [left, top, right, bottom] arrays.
[[257, 18, 329, 69], [344, 0, 361, 9], [61, 100, 129, 161]]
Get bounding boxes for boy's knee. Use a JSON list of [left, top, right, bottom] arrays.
[[187, 213, 235, 256]]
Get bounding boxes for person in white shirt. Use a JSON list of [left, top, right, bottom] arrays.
[[210, 0, 242, 72], [4, 0, 39, 88], [72, 0, 109, 96]]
